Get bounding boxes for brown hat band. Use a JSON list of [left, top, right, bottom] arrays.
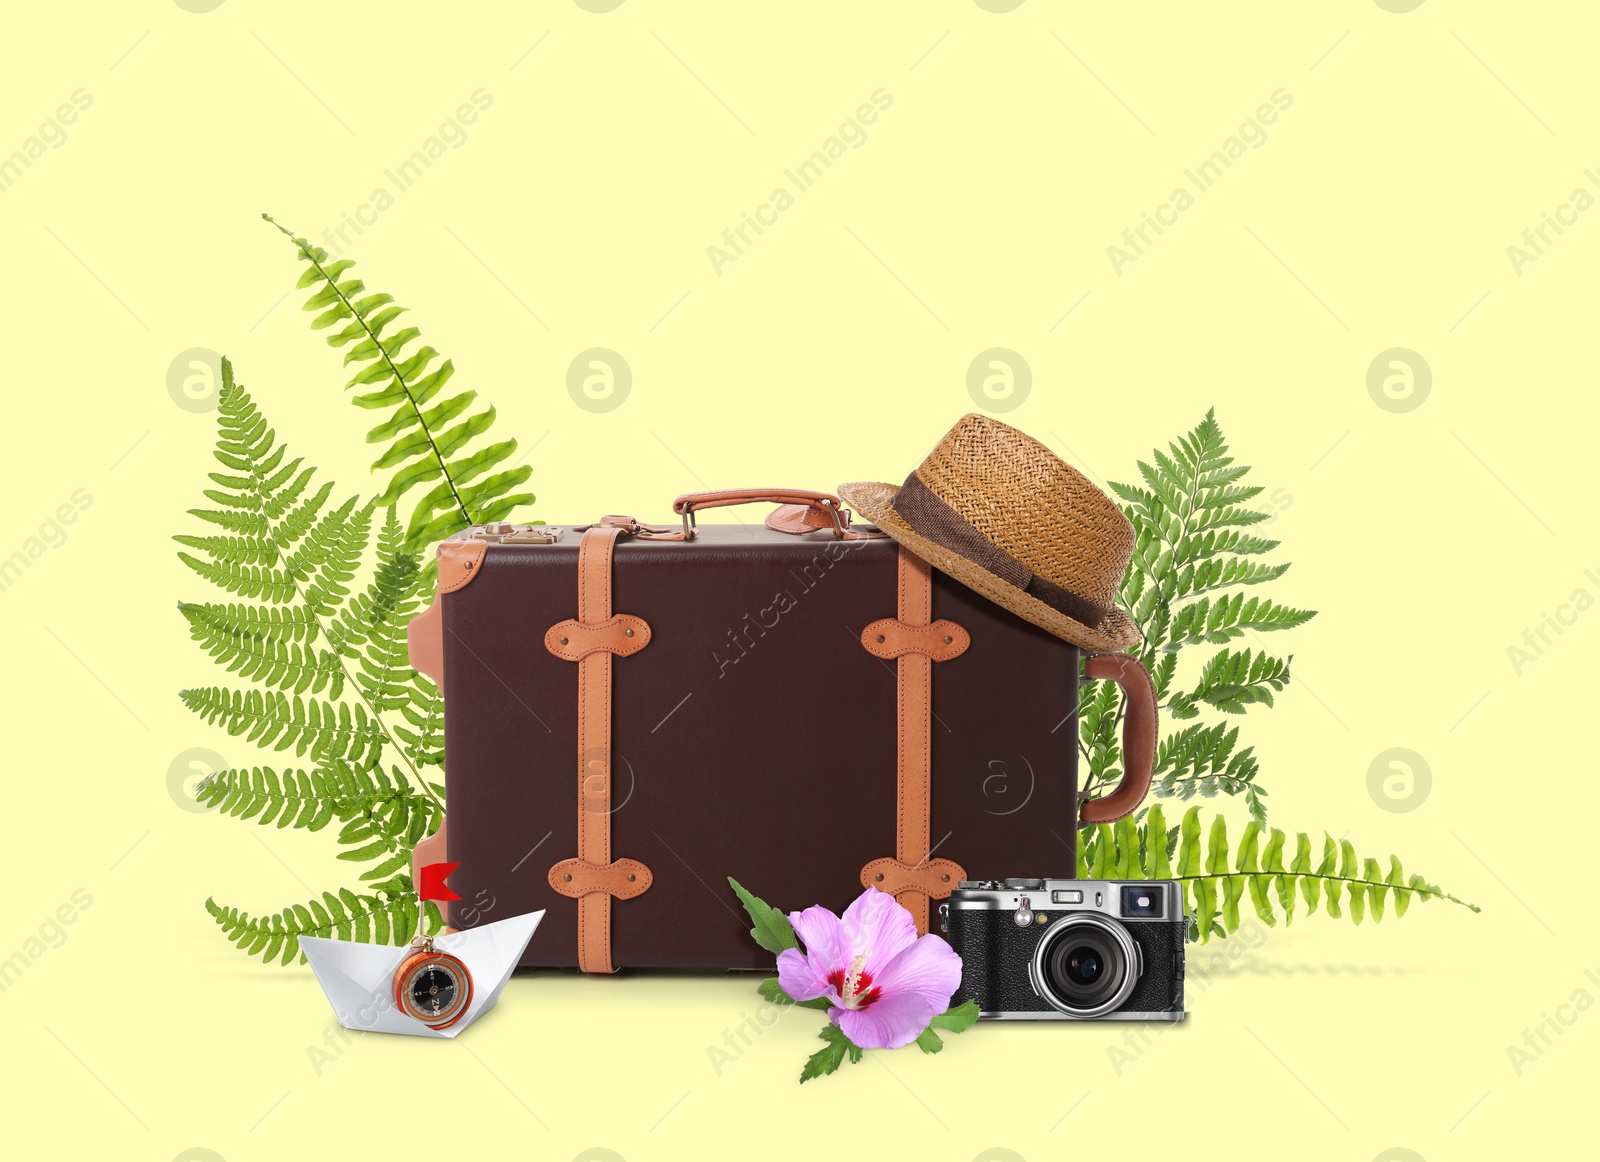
[[890, 473, 1114, 630]]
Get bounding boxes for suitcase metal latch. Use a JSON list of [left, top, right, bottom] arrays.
[[470, 523, 561, 544]]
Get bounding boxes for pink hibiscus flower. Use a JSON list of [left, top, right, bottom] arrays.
[[776, 887, 963, 1049]]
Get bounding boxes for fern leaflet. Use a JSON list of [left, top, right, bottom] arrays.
[[330, 508, 428, 713], [205, 885, 438, 966], [196, 761, 438, 853], [395, 673, 445, 769], [180, 686, 386, 766], [1076, 805, 1477, 941], [266, 214, 534, 552], [1167, 647, 1292, 719], [178, 602, 346, 698]]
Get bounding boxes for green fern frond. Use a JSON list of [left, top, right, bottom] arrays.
[[1171, 557, 1290, 600], [177, 373, 365, 609], [1109, 410, 1230, 536], [176, 366, 428, 774], [172, 532, 278, 566], [330, 508, 428, 712], [194, 762, 438, 848], [196, 765, 343, 830], [183, 506, 271, 538], [334, 762, 441, 883], [205, 885, 437, 966], [1147, 651, 1178, 703], [1081, 410, 1316, 818], [178, 602, 346, 698], [179, 686, 385, 767], [1077, 678, 1123, 790], [394, 674, 445, 768], [176, 552, 300, 603], [1076, 805, 1477, 941], [265, 214, 534, 552], [1167, 648, 1291, 719], [1152, 721, 1266, 820], [1165, 593, 1315, 649], [180, 359, 458, 964], [293, 496, 370, 617], [1179, 529, 1280, 562]]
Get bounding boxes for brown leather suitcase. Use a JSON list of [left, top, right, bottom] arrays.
[[407, 489, 1156, 971]]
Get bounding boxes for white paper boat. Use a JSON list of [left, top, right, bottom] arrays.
[[300, 911, 544, 1039]]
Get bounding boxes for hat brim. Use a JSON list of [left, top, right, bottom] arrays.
[[837, 480, 1142, 654]]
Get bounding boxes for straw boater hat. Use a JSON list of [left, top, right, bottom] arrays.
[[838, 414, 1140, 653]]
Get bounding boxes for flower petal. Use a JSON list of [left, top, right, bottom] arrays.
[[869, 933, 963, 1013], [788, 905, 845, 968], [835, 989, 939, 1050], [840, 888, 918, 975], [776, 947, 832, 1004]]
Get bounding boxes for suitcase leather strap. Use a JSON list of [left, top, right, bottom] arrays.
[[859, 548, 968, 935], [545, 525, 654, 973]]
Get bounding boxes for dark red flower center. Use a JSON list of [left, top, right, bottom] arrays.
[[827, 966, 881, 1009]]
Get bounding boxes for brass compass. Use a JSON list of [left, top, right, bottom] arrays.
[[392, 935, 473, 1030]]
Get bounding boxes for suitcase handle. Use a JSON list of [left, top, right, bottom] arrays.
[[1078, 653, 1159, 825], [672, 488, 851, 540]]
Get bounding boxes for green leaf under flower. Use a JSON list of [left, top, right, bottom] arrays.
[[801, 1024, 862, 1083], [727, 877, 799, 954]]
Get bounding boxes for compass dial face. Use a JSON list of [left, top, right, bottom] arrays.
[[411, 966, 457, 1014], [395, 953, 471, 1028]]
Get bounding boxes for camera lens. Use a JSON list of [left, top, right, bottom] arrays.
[[1063, 946, 1102, 986], [1044, 930, 1122, 1007], [1031, 915, 1140, 1018]]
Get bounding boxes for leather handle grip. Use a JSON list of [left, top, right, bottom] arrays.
[[671, 488, 844, 515], [672, 488, 851, 541], [1078, 653, 1159, 826]]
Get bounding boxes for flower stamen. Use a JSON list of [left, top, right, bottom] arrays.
[[829, 953, 880, 1010]]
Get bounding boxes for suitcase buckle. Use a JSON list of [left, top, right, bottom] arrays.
[[576, 515, 675, 537]]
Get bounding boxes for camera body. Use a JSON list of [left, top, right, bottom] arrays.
[[941, 878, 1187, 1021]]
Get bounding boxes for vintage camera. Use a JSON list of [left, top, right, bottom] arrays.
[[940, 879, 1187, 1020]]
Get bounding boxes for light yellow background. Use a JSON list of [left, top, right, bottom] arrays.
[[1, 2, 1594, 1159]]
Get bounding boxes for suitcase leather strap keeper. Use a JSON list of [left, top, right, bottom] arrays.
[[543, 523, 655, 973], [858, 547, 969, 934]]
